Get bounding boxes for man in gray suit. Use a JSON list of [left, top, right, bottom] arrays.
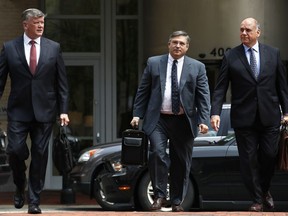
[[131, 31, 210, 212], [210, 18, 288, 212], [0, 8, 69, 214]]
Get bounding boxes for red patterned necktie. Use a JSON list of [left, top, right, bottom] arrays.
[[29, 40, 37, 75]]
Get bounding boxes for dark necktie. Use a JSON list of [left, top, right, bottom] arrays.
[[29, 40, 37, 75], [249, 48, 258, 79], [171, 59, 180, 114]]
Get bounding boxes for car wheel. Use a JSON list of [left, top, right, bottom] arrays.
[[136, 172, 195, 211], [93, 169, 128, 210]]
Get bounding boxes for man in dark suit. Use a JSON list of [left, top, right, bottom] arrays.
[[0, 8, 69, 214], [210, 17, 288, 212], [130, 31, 210, 212]]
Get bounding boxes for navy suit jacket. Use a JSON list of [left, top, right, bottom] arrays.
[[211, 43, 288, 128], [0, 36, 69, 123], [133, 54, 210, 137]]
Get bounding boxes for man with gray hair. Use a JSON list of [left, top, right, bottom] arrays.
[[131, 31, 210, 211], [211, 17, 288, 212], [0, 8, 69, 214]]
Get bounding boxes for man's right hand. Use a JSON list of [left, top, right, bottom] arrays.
[[210, 115, 220, 131], [130, 117, 140, 128]]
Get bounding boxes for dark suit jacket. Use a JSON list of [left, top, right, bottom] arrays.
[[211, 43, 288, 128], [133, 54, 210, 137], [0, 36, 69, 123]]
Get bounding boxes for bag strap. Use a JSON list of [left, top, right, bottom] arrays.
[[60, 125, 68, 135], [281, 121, 288, 130]]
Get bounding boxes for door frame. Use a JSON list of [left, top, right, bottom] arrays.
[[45, 54, 102, 190]]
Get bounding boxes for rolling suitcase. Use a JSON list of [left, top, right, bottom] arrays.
[[121, 129, 148, 166]]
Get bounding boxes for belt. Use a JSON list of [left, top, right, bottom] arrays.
[[160, 113, 185, 118]]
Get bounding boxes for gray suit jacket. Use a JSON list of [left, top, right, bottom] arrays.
[[133, 54, 210, 137]]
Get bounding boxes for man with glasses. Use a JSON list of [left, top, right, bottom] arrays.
[[131, 31, 210, 212]]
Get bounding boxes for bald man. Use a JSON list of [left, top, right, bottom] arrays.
[[210, 17, 288, 212]]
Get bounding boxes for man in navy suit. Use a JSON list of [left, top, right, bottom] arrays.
[[0, 8, 69, 214], [131, 31, 210, 212], [210, 17, 288, 212]]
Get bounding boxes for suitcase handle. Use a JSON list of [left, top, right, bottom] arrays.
[[123, 137, 142, 147]]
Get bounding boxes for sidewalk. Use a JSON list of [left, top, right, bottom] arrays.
[[0, 191, 287, 216], [0, 190, 95, 205]]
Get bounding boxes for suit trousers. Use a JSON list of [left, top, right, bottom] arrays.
[[234, 114, 280, 204], [148, 114, 194, 205], [6, 121, 54, 205]]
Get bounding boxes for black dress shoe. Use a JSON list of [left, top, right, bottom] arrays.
[[172, 204, 184, 212], [263, 191, 274, 209], [249, 203, 263, 212], [150, 197, 167, 211], [14, 190, 25, 209], [28, 205, 42, 214]]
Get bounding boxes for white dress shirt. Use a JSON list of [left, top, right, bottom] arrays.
[[23, 33, 41, 67], [161, 54, 184, 114]]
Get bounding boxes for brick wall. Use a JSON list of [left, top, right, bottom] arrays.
[[0, 0, 39, 44]]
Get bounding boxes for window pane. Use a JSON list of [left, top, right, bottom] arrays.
[[116, 0, 138, 15], [46, 0, 101, 15], [45, 19, 100, 52], [116, 20, 138, 137], [67, 66, 94, 149]]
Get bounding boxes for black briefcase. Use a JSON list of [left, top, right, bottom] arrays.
[[121, 129, 148, 166]]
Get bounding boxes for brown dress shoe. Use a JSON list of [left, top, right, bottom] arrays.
[[151, 197, 167, 211], [172, 204, 184, 212], [249, 203, 263, 212], [263, 192, 274, 209]]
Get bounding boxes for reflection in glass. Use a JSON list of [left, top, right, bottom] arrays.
[[116, 0, 138, 15], [116, 20, 138, 137], [46, 0, 101, 15], [66, 66, 94, 149], [45, 19, 100, 52]]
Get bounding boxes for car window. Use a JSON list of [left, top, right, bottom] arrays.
[[197, 105, 233, 137], [217, 107, 233, 136]]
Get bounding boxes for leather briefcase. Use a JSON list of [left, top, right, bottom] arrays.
[[278, 122, 288, 171], [121, 129, 148, 166]]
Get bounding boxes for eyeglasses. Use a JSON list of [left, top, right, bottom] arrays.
[[171, 40, 187, 47]]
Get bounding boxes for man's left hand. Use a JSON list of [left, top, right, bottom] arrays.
[[199, 124, 209, 134], [60, 114, 70, 126]]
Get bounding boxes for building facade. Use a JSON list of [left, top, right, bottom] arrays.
[[0, 0, 287, 190]]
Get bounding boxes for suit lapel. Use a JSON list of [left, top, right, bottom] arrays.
[[160, 55, 168, 99], [258, 43, 265, 80], [179, 56, 189, 92], [236, 45, 257, 81], [36, 37, 48, 75], [15, 37, 30, 73]]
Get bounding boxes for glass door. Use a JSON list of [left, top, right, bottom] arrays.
[[45, 57, 100, 190]]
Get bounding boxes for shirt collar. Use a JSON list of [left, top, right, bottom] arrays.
[[243, 41, 259, 53], [168, 54, 184, 64], [23, 33, 41, 45]]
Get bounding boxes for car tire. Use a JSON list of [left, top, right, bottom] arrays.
[[136, 171, 195, 211], [93, 170, 120, 211]]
